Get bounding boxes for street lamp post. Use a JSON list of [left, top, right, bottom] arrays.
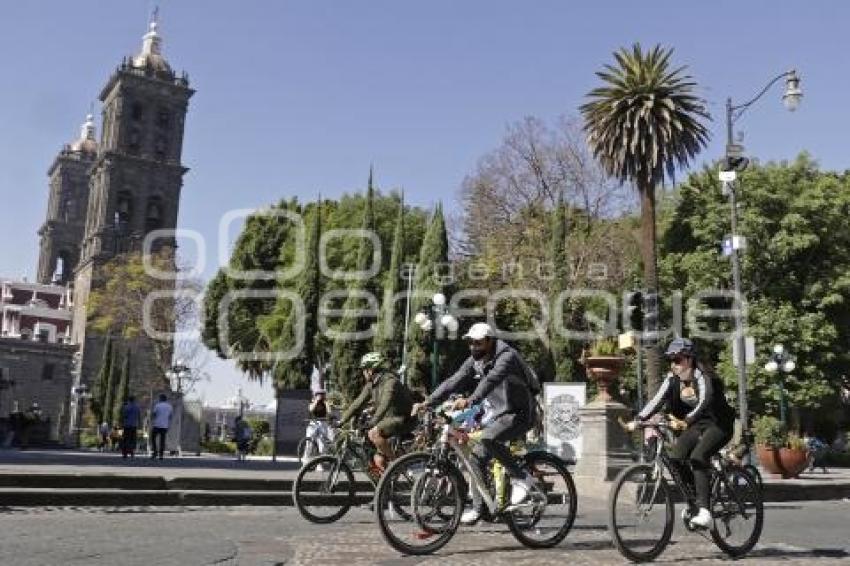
[[413, 292, 458, 392], [764, 344, 796, 427], [720, 69, 802, 440], [165, 362, 191, 456]]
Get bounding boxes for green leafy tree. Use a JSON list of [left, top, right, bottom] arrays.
[[332, 174, 382, 401], [659, 155, 850, 425], [581, 43, 711, 392], [406, 204, 454, 391], [374, 192, 406, 365], [548, 190, 580, 382]]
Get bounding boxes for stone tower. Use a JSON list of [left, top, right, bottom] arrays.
[[36, 114, 98, 285], [70, 18, 194, 387]]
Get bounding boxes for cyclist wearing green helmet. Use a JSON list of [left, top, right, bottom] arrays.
[[340, 351, 415, 470]]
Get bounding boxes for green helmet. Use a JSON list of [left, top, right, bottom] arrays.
[[358, 351, 386, 370]]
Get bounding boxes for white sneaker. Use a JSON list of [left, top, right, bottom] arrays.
[[689, 507, 712, 528], [509, 476, 536, 505], [461, 506, 482, 525]]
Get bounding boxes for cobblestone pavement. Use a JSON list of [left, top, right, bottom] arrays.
[[0, 499, 848, 565]]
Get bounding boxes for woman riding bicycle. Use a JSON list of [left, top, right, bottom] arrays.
[[627, 337, 736, 528]]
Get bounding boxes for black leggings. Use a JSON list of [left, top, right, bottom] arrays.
[[668, 421, 733, 508]]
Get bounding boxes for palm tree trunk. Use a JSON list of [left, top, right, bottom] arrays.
[[639, 183, 662, 395]]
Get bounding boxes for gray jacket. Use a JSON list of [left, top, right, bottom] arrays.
[[427, 339, 532, 421]]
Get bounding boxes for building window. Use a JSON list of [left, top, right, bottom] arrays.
[[157, 109, 171, 129], [128, 127, 141, 152], [154, 134, 168, 159], [131, 103, 144, 122], [41, 363, 54, 380], [145, 198, 163, 232]]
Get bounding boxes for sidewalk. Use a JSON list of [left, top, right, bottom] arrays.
[[0, 448, 848, 507]]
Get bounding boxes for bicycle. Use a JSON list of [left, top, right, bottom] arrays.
[[292, 414, 431, 524], [723, 433, 764, 491], [608, 416, 764, 562], [373, 401, 577, 555], [296, 418, 337, 465]]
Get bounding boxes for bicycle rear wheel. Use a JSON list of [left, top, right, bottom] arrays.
[[608, 463, 674, 563], [292, 456, 356, 524], [505, 451, 577, 548], [375, 451, 463, 555], [710, 468, 763, 557]]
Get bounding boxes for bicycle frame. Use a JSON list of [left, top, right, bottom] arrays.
[[429, 413, 538, 516]]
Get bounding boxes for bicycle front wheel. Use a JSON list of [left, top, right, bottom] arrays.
[[296, 437, 318, 465], [505, 451, 577, 548], [292, 456, 356, 524], [743, 464, 764, 492], [375, 451, 463, 555], [608, 463, 674, 563], [710, 468, 763, 557]]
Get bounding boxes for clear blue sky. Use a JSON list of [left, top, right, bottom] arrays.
[[1, 1, 846, 404]]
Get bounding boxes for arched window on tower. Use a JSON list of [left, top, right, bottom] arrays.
[[145, 197, 164, 233], [131, 102, 144, 122], [53, 251, 73, 284]]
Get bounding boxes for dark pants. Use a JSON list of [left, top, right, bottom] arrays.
[[669, 421, 733, 508], [151, 427, 168, 458], [472, 413, 530, 491], [122, 427, 138, 457]]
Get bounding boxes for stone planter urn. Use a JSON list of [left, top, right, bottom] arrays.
[[757, 445, 810, 479], [583, 356, 625, 403]]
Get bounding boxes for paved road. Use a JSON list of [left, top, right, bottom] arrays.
[[1, 498, 847, 565]]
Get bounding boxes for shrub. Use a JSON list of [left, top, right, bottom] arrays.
[[752, 415, 787, 448], [254, 436, 274, 457], [202, 439, 236, 454]]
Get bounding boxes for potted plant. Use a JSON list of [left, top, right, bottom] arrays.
[[752, 415, 810, 478], [581, 338, 625, 403]]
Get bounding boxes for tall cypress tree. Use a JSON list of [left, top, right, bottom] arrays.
[[332, 170, 381, 401], [406, 203, 452, 391], [548, 190, 577, 382], [101, 347, 118, 426], [91, 335, 113, 424], [112, 350, 131, 426], [374, 191, 406, 366], [265, 197, 324, 391]]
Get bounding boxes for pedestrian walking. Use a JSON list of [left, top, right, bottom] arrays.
[[120, 396, 141, 458], [150, 394, 173, 460], [98, 421, 110, 452]]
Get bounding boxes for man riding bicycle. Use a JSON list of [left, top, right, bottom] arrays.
[[340, 352, 415, 472], [411, 322, 539, 525], [626, 337, 736, 528]]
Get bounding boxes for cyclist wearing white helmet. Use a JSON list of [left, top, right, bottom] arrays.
[[341, 351, 415, 471], [627, 337, 736, 529], [412, 322, 540, 525]]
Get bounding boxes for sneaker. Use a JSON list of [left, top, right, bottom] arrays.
[[689, 507, 712, 528], [509, 475, 539, 506], [461, 506, 482, 525]]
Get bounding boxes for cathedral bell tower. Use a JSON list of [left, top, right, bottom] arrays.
[[71, 17, 194, 385], [37, 114, 98, 285]]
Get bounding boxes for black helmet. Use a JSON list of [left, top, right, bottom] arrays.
[[664, 337, 696, 359]]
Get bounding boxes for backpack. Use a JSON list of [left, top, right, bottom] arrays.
[[517, 356, 545, 440]]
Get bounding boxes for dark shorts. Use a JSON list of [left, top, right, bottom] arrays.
[[375, 416, 415, 438]]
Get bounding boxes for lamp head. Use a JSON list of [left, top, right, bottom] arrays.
[[783, 70, 802, 112]]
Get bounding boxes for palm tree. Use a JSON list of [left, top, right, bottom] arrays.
[[581, 44, 710, 391]]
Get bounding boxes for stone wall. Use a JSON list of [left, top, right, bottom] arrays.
[[0, 337, 76, 442]]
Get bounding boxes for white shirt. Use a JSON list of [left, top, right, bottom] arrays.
[[151, 401, 173, 429]]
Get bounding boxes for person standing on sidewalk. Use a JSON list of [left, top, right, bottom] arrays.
[[120, 396, 141, 459], [150, 394, 173, 460]]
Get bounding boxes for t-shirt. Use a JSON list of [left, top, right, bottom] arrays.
[[151, 401, 173, 429]]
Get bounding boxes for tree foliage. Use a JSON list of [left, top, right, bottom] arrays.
[[659, 155, 850, 420], [581, 43, 711, 392]]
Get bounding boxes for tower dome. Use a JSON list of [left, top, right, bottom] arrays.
[[132, 20, 172, 75], [69, 113, 97, 154]]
